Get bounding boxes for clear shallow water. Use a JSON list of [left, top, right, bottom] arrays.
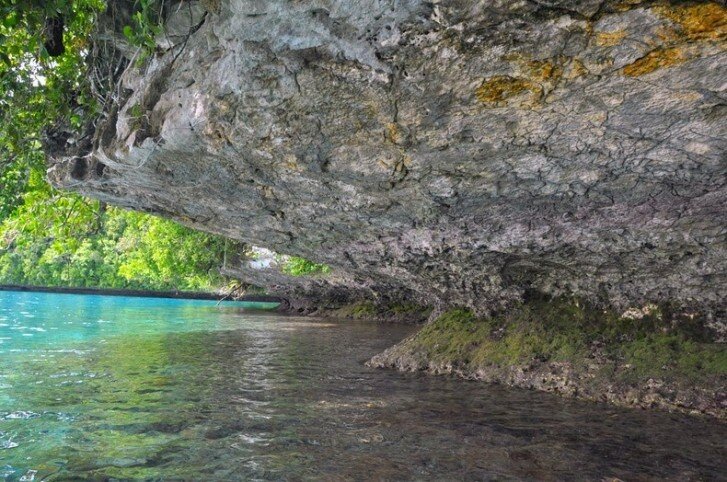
[[0, 291, 725, 481]]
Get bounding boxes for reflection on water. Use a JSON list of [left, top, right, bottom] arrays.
[[0, 291, 725, 481]]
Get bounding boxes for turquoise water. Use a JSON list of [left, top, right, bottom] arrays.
[[1, 290, 725, 481]]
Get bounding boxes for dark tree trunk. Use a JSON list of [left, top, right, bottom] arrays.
[[44, 15, 65, 57]]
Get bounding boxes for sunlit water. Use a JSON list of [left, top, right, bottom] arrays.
[[0, 291, 725, 481]]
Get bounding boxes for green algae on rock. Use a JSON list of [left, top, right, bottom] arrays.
[[326, 301, 432, 323], [369, 298, 727, 419]]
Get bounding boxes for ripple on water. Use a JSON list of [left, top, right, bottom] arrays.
[[0, 433, 19, 450], [2, 411, 40, 420], [0, 292, 725, 481], [46, 349, 92, 355], [19, 469, 38, 481], [51, 412, 75, 422]]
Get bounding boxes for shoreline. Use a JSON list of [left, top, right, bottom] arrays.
[[0, 284, 283, 305]]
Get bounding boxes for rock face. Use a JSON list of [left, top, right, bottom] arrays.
[[49, 1, 726, 318]]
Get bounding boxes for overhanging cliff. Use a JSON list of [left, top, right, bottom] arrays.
[[47, 0, 726, 319]]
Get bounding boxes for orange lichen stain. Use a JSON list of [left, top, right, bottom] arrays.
[[595, 30, 628, 47], [653, 3, 727, 40], [501, 52, 524, 62], [565, 58, 589, 79], [475, 76, 539, 106], [616, 0, 646, 10], [385, 122, 403, 144], [622, 46, 686, 77], [525, 59, 563, 82]]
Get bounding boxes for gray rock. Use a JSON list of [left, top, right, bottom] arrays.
[[48, 1, 727, 320]]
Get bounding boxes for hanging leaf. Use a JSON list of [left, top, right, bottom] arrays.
[[2, 12, 19, 29]]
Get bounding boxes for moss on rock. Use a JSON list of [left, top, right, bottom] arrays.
[[323, 300, 431, 323], [370, 297, 726, 418]]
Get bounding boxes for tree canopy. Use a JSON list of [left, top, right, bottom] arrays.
[[0, 1, 234, 291], [0, 1, 329, 291], [1, 0, 104, 216]]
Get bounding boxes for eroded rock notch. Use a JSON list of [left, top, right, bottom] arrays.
[[48, 0, 726, 322]]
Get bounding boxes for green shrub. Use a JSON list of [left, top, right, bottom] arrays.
[[280, 256, 331, 277]]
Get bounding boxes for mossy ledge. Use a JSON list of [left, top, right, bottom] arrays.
[[369, 297, 726, 419], [312, 300, 432, 324]]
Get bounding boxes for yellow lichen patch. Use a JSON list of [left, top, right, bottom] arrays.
[[500, 54, 563, 82], [615, 0, 646, 11], [483, 54, 588, 107], [501, 52, 523, 62], [653, 3, 727, 41], [201, 0, 221, 14], [595, 30, 628, 47], [283, 154, 301, 171], [565, 58, 589, 79], [475, 76, 539, 106], [525, 59, 563, 82], [385, 122, 403, 144], [622, 46, 687, 76], [203, 121, 232, 149]]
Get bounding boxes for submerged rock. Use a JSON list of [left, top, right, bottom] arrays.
[[368, 299, 727, 418]]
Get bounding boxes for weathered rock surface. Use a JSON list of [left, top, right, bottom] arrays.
[[368, 303, 727, 418], [49, 1, 727, 320]]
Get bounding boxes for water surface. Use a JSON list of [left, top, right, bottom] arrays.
[[0, 290, 725, 481]]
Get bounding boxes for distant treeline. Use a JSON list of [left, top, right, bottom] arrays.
[[0, 170, 234, 291]]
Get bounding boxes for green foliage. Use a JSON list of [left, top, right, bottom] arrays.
[[0, 0, 104, 219], [121, 0, 162, 62], [0, 1, 319, 292], [0, 176, 231, 290], [0, 1, 233, 292], [280, 256, 331, 277]]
